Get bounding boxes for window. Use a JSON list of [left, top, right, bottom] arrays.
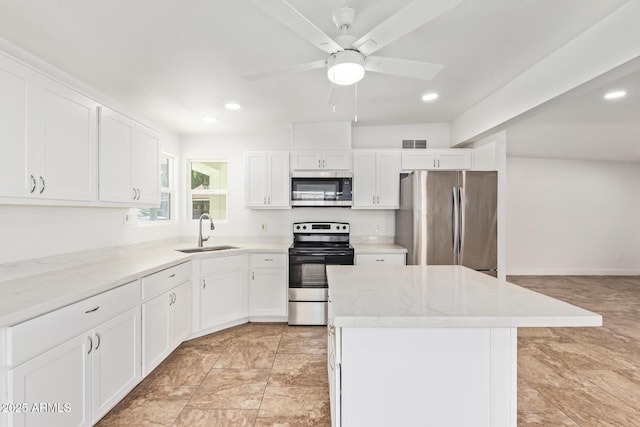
[[189, 160, 228, 221], [138, 154, 173, 222]]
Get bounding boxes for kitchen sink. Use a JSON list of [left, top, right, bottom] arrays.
[[177, 245, 240, 253]]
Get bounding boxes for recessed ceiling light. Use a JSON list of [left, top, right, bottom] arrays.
[[421, 92, 439, 102], [604, 90, 627, 100], [224, 102, 242, 110], [202, 116, 217, 123]]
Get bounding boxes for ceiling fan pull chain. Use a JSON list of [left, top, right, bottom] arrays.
[[354, 83, 358, 123]]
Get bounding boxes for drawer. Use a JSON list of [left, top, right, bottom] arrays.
[[142, 261, 191, 300], [7, 280, 140, 366], [201, 254, 247, 275], [250, 253, 286, 268], [356, 253, 406, 266]]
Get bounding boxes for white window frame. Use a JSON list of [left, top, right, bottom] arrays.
[[188, 159, 229, 223]]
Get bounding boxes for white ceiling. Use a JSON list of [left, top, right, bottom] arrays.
[[0, 0, 637, 161]]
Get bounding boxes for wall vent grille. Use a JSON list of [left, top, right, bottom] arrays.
[[402, 139, 428, 149]]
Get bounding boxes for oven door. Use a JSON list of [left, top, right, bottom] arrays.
[[288, 252, 354, 291]]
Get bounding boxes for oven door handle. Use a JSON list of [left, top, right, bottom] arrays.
[[290, 251, 353, 258]]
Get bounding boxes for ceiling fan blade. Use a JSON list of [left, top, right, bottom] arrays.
[[242, 59, 326, 81], [353, 0, 462, 56], [365, 56, 443, 80], [252, 0, 342, 54]]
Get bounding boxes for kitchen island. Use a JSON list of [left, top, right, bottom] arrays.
[[326, 265, 601, 427]]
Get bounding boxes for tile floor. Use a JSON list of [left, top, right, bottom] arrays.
[[97, 275, 640, 426]]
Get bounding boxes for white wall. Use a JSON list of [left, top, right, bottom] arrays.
[[180, 129, 395, 242], [506, 157, 640, 275], [352, 123, 450, 149]]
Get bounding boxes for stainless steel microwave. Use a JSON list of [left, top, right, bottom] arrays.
[[290, 171, 353, 207]]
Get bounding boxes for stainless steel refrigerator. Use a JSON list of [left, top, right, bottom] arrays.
[[395, 170, 497, 275]]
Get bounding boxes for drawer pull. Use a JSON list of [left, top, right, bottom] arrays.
[[87, 336, 93, 354], [376, 259, 384, 262], [94, 333, 101, 350], [264, 258, 273, 262], [168, 273, 176, 278], [84, 306, 100, 314]]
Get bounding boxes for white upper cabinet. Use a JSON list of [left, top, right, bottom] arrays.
[[291, 151, 351, 170], [0, 54, 29, 198], [99, 107, 160, 206], [245, 151, 290, 208], [133, 124, 160, 205], [401, 149, 472, 171], [0, 54, 98, 202], [352, 151, 400, 209]]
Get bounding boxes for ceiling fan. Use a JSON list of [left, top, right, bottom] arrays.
[[243, 0, 462, 86]]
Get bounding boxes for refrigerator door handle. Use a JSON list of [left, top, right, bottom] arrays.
[[459, 186, 465, 264], [452, 187, 460, 264]]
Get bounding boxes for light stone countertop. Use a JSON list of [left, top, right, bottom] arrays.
[[0, 241, 290, 327], [327, 265, 602, 328]]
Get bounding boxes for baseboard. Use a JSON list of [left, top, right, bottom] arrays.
[[506, 268, 640, 276]]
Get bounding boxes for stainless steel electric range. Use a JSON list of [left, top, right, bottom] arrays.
[[288, 222, 354, 325]]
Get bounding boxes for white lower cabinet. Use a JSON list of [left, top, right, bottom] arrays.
[[249, 253, 287, 320], [198, 255, 248, 331], [355, 253, 406, 266], [8, 306, 141, 427], [142, 281, 191, 375]]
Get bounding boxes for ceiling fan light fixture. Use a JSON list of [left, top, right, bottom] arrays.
[[327, 50, 365, 86]]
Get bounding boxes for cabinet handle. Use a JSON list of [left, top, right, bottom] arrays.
[[133, 188, 137, 200], [252, 272, 255, 280], [168, 273, 176, 278], [30, 175, 36, 193], [94, 333, 101, 351], [318, 159, 321, 168], [39, 176, 45, 194], [84, 306, 100, 314], [169, 293, 173, 305], [263, 196, 266, 205], [267, 196, 271, 204], [202, 279, 206, 289], [87, 336, 93, 354], [264, 258, 273, 262], [173, 292, 177, 304], [136, 188, 141, 200]]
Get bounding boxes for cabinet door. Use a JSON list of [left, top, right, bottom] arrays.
[[9, 333, 91, 427], [323, 151, 351, 170], [375, 151, 401, 208], [201, 270, 248, 328], [0, 54, 30, 198], [352, 152, 376, 208], [142, 292, 170, 375], [267, 152, 290, 207], [91, 307, 141, 423], [99, 107, 135, 203], [245, 152, 267, 207], [291, 151, 322, 170], [133, 125, 160, 205], [169, 282, 191, 348], [401, 151, 438, 170], [249, 268, 287, 317], [438, 151, 472, 170], [39, 79, 98, 201]]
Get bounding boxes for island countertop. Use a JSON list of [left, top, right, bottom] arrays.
[[326, 265, 602, 328]]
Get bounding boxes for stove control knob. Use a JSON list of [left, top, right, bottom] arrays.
[[302, 225, 307, 230], [343, 225, 347, 230], [335, 225, 340, 230], [296, 225, 300, 230]]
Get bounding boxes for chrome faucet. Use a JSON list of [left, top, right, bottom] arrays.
[[198, 213, 215, 247]]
